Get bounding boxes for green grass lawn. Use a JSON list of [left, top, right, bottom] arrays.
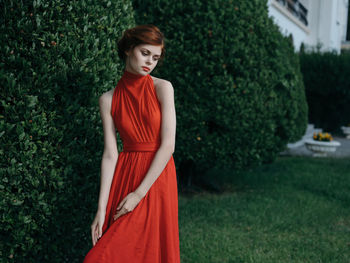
[[178, 156, 350, 263]]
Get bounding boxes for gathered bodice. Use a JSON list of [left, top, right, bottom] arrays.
[[110, 70, 162, 151]]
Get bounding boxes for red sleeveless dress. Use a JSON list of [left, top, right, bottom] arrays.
[[83, 70, 180, 263]]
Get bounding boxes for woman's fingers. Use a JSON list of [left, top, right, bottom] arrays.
[[90, 211, 106, 246], [91, 223, 100, 246], [91, 224, 96, 246], [95, 226, 98, 245], [113, 207, 125, 220], [91, 228, 94, 245], [116, 198, 126, 211], [114, 192, 142, 221], [98, 225, 102, 240], [114, 197, 127, 220]]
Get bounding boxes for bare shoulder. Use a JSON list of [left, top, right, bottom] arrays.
[[150, 76, 174, 103], [99, 89, 114, 110], [151, 75, 172, 88]]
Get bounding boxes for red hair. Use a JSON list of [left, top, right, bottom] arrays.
[[117, 24, 165, 62]]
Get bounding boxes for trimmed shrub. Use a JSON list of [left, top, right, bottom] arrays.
[[299, 51, 350, 132], [133, 0, 308, 176], [0, 0, 134, 261]]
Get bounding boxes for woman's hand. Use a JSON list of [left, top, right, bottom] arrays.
[[113, 191, 144, 221], [91, 210, 106, 247]]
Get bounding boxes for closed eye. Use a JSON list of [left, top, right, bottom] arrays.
[[141, 51, 160, 61]]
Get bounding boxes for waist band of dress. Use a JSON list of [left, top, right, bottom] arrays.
[[123, 142, 161, 152]]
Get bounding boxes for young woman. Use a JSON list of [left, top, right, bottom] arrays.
[[83, 25, 180, 262]]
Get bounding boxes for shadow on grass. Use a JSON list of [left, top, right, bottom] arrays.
[[179, 156, 350, 204]]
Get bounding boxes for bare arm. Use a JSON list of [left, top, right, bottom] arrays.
[[134, 81, 176, 198], [113, 81, 176, 221], [97, 91, 119, 213], [91, 90, 119, 245]]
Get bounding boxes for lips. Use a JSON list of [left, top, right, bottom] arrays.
[[142, 66, 150, 72]]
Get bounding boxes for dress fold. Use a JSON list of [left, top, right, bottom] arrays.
[[83, 70, 180, 263]]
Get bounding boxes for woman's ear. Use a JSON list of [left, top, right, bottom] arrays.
[[124, 46, 133, 57]]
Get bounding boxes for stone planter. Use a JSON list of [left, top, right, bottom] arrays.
[[341, 126, 350, 139], [305, 139, 341, 157]]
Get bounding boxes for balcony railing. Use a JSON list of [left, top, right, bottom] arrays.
[[275, 0, 308, 26]]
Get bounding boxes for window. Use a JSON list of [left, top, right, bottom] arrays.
[[275, 0, 308, 26]]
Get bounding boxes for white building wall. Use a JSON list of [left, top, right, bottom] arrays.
[[316, 0, 339, 51], [306, 0, 320, 47], [267, 0, 309, 52], [339, 0, 349, 41], [267, 0, 349, 53]]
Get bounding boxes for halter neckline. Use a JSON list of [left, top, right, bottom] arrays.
[[122, 69, 148, 80]]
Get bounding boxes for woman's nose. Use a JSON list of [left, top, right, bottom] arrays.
[[146, 56, 152, 64]]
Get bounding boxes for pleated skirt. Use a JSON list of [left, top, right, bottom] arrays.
[[83, 151, 180, 263]]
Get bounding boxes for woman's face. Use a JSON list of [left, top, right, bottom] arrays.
[[125, 44, 162, 76]]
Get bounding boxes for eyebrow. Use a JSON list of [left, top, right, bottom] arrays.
[[141, 48, 161, 57]]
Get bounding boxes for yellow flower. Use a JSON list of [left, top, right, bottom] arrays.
[[313, 131, 333, 142]]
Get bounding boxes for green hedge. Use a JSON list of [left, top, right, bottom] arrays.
[[0, 0, 134, 261], [1, 0, 310, 260], [299, 51, 350, 132], [133, 0, 308, 175]]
